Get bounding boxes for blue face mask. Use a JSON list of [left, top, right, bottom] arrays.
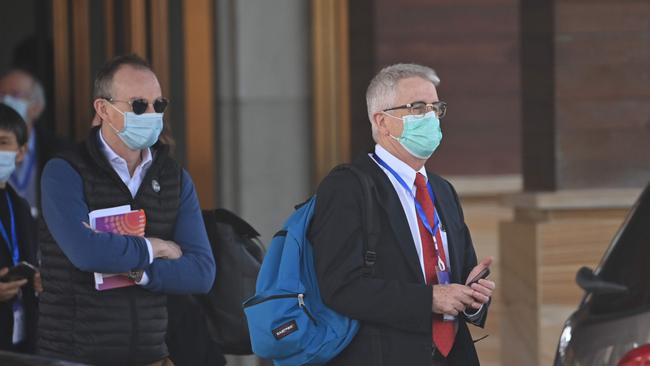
[[108, 103, 163, 150], [384, 111, 443, 159], [0, 151, 17, 182], [1, 95, 29, 122]]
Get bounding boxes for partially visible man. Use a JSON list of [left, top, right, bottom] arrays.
[[0, 69, 70, 216], [0, 104, 42, 354], [38, 54, 216, 366], [309, 63, 496, 365]]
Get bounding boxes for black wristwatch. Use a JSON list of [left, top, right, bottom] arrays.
[[128, 270, 145, 283]]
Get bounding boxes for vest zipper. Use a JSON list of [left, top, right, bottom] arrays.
[[128, 290, 138, 364]]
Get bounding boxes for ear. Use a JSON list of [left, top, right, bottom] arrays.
[[372, 112, 390, 137], [15, 144, 27, 164], [91, 113, 101, 127], [93, 98, 109, 124], [27, 100, 44, 123]]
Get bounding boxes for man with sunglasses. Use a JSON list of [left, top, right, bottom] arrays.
[[309, 63, 495, 365], [37, 54, 216, 366]]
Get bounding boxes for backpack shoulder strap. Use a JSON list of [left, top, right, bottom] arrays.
[[332, 165, 379, 276]]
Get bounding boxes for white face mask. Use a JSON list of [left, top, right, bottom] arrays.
[[106, 102, 163, 150], [0, 151, 17, 182], [0, 95, 29, 122]]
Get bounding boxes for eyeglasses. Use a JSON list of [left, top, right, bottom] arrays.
[[106, 97, 169, 115], [383, 101, 447, 118]]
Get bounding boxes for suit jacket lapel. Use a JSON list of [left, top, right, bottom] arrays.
[[427, 173, 462, 284], [355, 155, 425, 283]]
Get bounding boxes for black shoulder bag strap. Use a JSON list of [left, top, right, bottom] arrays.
[[334, 165, 380, 276]]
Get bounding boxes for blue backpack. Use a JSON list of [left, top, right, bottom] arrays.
[[243, 165, 378, 366]]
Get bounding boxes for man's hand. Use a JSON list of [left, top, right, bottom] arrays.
[[465, 256, 496, 310], [149, 238, 183, 260], [33, 271, 43, 294], [432, 283, 475, 316], [0, 268, 28, 302]]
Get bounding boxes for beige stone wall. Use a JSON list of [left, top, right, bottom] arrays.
[[451, 175, 521, 366], [455, 178, 641, 366]]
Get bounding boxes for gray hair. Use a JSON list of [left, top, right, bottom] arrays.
[[366, 63, 440, 139], [0, 69, 46, 108]]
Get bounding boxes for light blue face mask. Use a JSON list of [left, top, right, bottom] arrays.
[[0, 151, 17, 182], [1, 95, 29, 122], [384, 111, 443, 159], [108, 103, 163, 150]]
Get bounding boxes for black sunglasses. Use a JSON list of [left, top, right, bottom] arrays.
[[107, 97, 169, 115]]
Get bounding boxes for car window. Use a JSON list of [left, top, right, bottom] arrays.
[[590, 184, 650, 315]]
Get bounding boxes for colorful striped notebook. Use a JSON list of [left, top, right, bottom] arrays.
[[89, 206, 146, 291]]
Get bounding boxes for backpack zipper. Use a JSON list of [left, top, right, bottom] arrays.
[[297, 294, 318, 325], [243, 293, 298, 307], [243, 293, 318, 325]]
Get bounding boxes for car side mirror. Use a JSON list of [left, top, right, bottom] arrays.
[[576, 266, 628, 295]]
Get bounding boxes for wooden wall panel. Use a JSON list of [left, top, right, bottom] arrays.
[[373, 0, 522, 176], [150, 0, 170, 96], [52, 0, 70, 138], [312, 0, 351, 184], [125, 0, 146, 57], [182, 0, 216, 208], [71, 0, 91, 140], [348, 0, 376, 159], [520, 0, 556, 191], [103, 0, 115, 59], [553, 0, 650, 189]]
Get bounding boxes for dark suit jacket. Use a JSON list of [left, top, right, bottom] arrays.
[[308, 153, 488, 366], [0, 185, 38, 352]]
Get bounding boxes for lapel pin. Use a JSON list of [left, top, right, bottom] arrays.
[[152, 179, 161, 193]]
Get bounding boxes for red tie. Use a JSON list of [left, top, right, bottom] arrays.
[[414, 173, 455, 357]]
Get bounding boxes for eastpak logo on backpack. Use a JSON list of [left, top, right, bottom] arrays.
[[273, 320, 298, 340]]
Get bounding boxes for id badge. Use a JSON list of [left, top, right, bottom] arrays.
[[436, 269, 450, 285], [437, 268, 455, 321], [12, 298, 26, 344]]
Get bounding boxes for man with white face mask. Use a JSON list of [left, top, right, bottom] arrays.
[[308, 63, 495, 366], [38, 54, 215, 366], [0, 69, 70, 217]]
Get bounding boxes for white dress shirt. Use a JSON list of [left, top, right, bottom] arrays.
[[98, 130, 154, 284], [371, 144, 451, 280], [370, 145, 482, 319]]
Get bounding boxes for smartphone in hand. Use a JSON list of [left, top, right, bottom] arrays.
[[0, 261, 37, 283], [467, 267, 490, 287]]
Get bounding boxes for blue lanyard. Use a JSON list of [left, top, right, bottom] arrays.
[[9, 149, 36, 192], [0, 191, 19, 266], [372, 153, 447, 271]]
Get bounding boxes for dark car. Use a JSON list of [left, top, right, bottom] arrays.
[[554, 183, 650, 366]]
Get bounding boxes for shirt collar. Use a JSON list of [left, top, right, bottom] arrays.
[[374, 144, 428, 187], [98, 129, 152, 170]]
